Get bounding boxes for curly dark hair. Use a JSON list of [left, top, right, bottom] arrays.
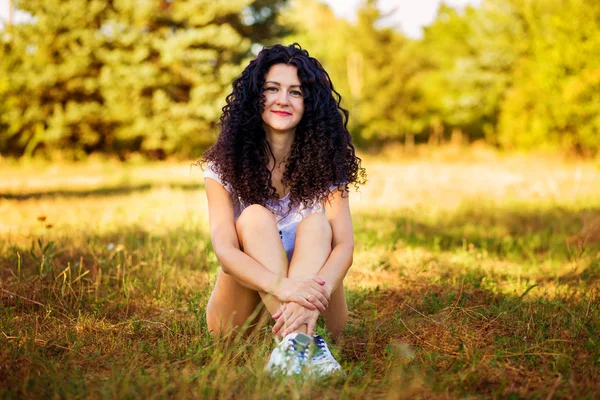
[[201, 43, 366, 211]]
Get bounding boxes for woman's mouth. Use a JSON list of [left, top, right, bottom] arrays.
[[272, 111, 292, 117]]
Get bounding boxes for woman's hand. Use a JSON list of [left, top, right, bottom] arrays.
[[271, 302, 320, 338], [271, 276, 330, 312]]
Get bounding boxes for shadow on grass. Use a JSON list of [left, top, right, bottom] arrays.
[[1, 210, 599, 398], [354, 205, 600, 271], [341, 275, 600, 398], [0, 182, 204, 201]]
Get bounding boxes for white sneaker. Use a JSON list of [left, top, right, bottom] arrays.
[[308, 335, 344, 377], [265, 332, 312, 376]]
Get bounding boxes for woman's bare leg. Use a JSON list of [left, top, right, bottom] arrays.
[[288, 212, 348, 340], [205, 207, 347, 338], [320, 286, 348, 340], [205, 204, 288, 334], [205, 271, 262, 335]]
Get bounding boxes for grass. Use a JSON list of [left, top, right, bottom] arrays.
[[1, 150, 599, 399]]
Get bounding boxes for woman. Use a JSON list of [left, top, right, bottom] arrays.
[[201, 43, 365, 376]]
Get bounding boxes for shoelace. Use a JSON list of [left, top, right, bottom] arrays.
[[286, 338, 310, 360], [312, 335, 344, 376], [314, 335, 327, 349], [312, 335, 330, 360]]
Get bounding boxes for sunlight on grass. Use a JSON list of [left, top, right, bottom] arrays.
[[1, 152, 599, 398]]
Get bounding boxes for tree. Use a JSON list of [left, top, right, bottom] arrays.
[[498, 0, 600, 154], [0, 0, 289, 158], [282, 0, 426, 146], [416, 0, 600, 154], [418, 1, 526, 143]]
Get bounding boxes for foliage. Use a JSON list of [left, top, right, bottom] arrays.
[[417, 1, 525, 143], [0, 0, 289, 158], [415, 0, 600, 153], [1, 0, 600, 157], [497, 0, 600, 154], [283, 0, 600, 154], [281, 0, 426, 146]]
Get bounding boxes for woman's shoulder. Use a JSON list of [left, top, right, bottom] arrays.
[[203, 162, 233, 194], [203, 161, 219, 180]]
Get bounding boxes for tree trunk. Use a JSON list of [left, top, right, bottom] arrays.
[[405, 132, 415, 152]]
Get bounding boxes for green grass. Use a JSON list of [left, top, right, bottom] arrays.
[[1, 155, 599, 399]]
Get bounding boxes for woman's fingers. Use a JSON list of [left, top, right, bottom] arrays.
[[301, 292, 326, 311], [272, 315, 285, 335], [272, 304, 286, 319], [311, 281, 331, 301], [293, 295, 317, 310], [281, 277, 330, 305], [274, 325, 285, 339], [271, 302, 320, 338], [272, 307, 294, 336], [307, 295, 327, 312], [307, 287, 329, 309], [306, 319, 316, 337], [283, 317, 306, 337]]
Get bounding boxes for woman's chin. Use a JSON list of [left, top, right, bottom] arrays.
[[265, 125, 297, 134]]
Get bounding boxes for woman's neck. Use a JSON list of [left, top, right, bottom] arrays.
[[265, 129, 295, 167]]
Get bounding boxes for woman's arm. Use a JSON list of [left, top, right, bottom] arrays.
[[318, 189, 355, 295], [205, 178, 329, 309], [206, 177, 275, 291]]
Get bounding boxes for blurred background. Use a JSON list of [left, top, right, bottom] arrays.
[[1, 0, 599, 161]]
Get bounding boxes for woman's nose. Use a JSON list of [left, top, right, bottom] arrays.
[[276, 91, 289, 105]]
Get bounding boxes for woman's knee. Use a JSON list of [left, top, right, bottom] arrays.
[[236, 204, 275, 235], [296, 212, 332, 240]]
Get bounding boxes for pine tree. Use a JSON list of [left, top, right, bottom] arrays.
[[283, 0, 426, 146], [0, 0, 289, 158]]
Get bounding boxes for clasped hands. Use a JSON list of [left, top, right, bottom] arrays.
[[271, 275, 331, 338]]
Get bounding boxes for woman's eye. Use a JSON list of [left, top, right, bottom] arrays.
[[264, 87, 278, 92], [291, 90, 303, 97]]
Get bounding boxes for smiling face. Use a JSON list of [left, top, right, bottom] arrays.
[[261, 64, 305, 137]]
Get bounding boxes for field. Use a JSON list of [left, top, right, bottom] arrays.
[[1, 150, 600, 399]]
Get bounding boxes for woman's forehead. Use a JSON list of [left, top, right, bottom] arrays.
[[264, 64, 301, 85]]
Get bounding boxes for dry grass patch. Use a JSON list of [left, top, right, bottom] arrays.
[[1, 153, 599, 398]]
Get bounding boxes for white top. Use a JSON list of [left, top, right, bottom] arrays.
[[204, 162, 331, 261]]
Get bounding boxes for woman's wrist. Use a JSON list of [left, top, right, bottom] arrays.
[[265, 274, 285, 298]]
